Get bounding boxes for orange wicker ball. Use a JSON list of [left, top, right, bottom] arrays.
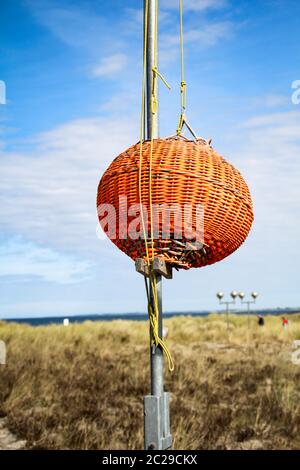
[[97, 135, 254, 270]]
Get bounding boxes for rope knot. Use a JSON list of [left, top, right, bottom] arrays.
[[151, 95, 158, 115], [152, 67, 171, 90], [180, 80, 186, 92]]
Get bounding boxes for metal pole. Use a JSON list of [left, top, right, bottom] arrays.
[[143, 0, 172, 451], [146, 0, 158, 140], [145, 0, 163, 402], [150, 275, 164, 397]]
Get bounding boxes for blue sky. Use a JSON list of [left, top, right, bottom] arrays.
[[0, 0, 300, 317]]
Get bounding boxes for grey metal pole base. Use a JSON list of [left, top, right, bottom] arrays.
[[144, 392, 172, 450]]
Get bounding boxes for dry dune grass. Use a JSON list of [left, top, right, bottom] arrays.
[[0, 314, 300, 450]]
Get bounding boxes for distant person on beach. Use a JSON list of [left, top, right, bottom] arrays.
[[257, 315, 264, 326], [282, 317, 289, 329]]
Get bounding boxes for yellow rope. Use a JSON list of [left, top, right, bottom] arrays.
[[176, 0, 186, 135], [149, 270, 174, 371], [149, 0, 170, 259], [139, 0, 174, 372], [176, 0, 197, 140], [139, 0, 150, 262]]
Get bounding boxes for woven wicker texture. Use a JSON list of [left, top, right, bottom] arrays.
[[97, 135, 254, 269]]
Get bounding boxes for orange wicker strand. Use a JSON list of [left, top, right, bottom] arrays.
[[97, 135, 254, 270]]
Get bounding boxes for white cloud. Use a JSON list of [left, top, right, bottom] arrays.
[[92, 53, 128, 78], [26, 0, 124, 55], [0, 80, 6, 105], [230, 110, 300, 238], [0, 238, 91, 284], [250, 94, 290, 110], [159, 20, 233, 65], [241, 110, 298, 127], [100, 89, 139, 113], [263, 94, 290, 108], [161, 0, 227, 11], [0, 116, 138, 255], [162, 20, 232, 48], [121, 7, 143, 32], [27, 0, 103, 48]]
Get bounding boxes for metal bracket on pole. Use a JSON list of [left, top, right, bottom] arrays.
[[135, 258, 173, 279]]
